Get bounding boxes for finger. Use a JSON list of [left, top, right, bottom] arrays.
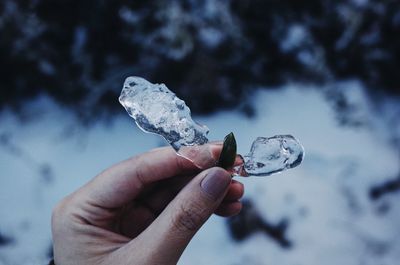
[[117, 178, 243, 233], [121, 167, 231, 264], [215, 201, 242, 217], [79, 143, 222, 208], [118, 177, 243, 230], [223, 180, 244, 201], [135, 177, 243, 218], [117, 203, 155, 238], [233, 154, 245, 167], [179, 141, 222, 169], [135, 174, 194, 215]]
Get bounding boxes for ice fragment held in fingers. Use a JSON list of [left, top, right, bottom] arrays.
[[119, 77, 209, 151], [243, 135, 304, 176]]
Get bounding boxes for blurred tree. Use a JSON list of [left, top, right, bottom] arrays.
[[0, 0, 399, 122]]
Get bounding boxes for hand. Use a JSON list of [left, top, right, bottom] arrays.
[[51, 143, 244, 265]]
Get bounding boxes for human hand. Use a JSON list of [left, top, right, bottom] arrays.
[[51, 143, 244, 265]]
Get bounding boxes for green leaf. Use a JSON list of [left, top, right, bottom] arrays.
[[217, 132, 237, 169]]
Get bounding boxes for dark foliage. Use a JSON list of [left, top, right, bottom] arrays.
[[1, 0, 399, 121], [370, 175, 400, 200], [227, 199, 292, 248], [0, 231, 14, 246]]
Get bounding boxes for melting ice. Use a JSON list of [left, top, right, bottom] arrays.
[[119, 77, 209, 151], [242, 135, 304, 176], [119, 76, 304, 176]]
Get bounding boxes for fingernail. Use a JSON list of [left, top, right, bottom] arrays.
[[201, 169, 231, 199]]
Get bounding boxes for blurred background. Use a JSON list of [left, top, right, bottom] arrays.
[[1, 0, 400, 264]]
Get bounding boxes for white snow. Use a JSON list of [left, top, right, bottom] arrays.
[[0, 82, 399, 265]]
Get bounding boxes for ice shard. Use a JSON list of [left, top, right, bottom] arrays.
[[119, 76, 209, 151], [242, 135, 304, 176]]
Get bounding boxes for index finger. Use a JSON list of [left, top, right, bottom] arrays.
[[79, 143, 222, 208]]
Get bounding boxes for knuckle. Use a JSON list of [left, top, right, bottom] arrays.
[[51, 201, 65, 229], [52, 198, 68, 221], [172, 202, 206, 233], [51, 195, 74, 226]]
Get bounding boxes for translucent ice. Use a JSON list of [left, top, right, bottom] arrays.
[[119, 77, 209, 151], [242, 135, 304, 176], [119, 76, 304, 176]]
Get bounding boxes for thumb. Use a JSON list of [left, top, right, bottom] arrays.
[[126, 167, 231, 264]]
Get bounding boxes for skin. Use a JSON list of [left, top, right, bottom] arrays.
[[51, 143, 244, 265]]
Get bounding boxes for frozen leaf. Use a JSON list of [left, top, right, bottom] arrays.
[[217, 132, 237, 169]]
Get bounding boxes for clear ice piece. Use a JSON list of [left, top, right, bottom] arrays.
[[119, 76, 209, 151], [243, 135, 304, 176]]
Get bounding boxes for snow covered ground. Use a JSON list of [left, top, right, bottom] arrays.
[[0, 82, 399, 265]]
